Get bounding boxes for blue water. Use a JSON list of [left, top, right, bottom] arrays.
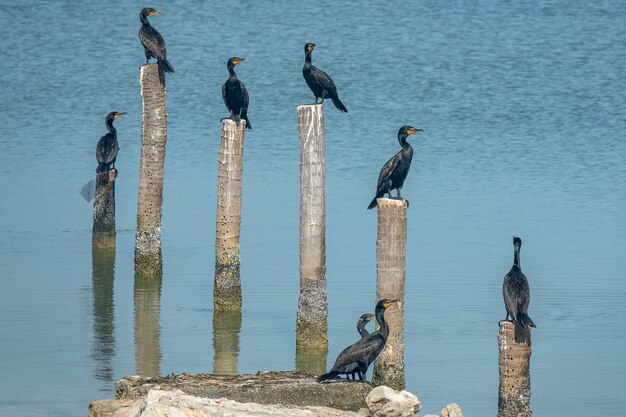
[[1, 0, 625, 415]]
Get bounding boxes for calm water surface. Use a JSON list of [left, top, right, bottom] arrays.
[[0, 0, 625, 416]]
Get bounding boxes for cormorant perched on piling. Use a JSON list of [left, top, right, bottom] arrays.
[[138, 8, 174, 73], [367, 126, 423, 209], [96, 112, 126, 175], [222, 57, 251, 129], [302, 43, 347, 112], [503, 236, 536, 328], [318, 299, 396, 383]]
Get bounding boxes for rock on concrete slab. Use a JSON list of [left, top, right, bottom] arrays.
[[88, 399, 133, 417], [115, 371, 373, 412], [90, 389, 367, 417], [365, 385, 421, 417]]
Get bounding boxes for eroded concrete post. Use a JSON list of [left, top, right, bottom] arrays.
[[372, 198, 407, 390], [214, 119, 245, 311], [92, 170, 117, 248], [498, 320, 532, 417], [295, 104, 328, 352], [135, 64, 167, 277]]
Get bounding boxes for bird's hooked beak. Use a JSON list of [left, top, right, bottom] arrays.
[[149, 10, 164, 16], [365, 314, 375, 321], [114, 112, 127, 119], [383, 299, 399, 309], [407, 128, 424, 135]]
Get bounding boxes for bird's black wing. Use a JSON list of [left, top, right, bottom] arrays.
[[240, 80, 249, 110], [376, 153, 400, 193], [96, 136, 107, 164], [139, 26, 167, 61], [222, 83, 231, 112], [311, 66, 338, 97], [518, 272, 531, 314], [331, 333, 385, 371]]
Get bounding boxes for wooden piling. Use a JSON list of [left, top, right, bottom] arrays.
[[498, 320, 532, 417], [92, 170, 117, 248], [372, 198, 407, 390], [295, 104, 328, 350], [214, 119, 245, 311], [135, 64, 167, 277], [134, 273, 162, 378]]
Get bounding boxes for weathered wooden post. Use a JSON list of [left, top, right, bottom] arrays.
[[134, 273, 162, 378], [498, 321, 532, 417], [295, 104, 328, 354], [135, 64, 167, 277], [212, 309, 242, 375], [91, 245, 116, 383], [372, 198, 407, 390], [92, 170, 117, 248], [214, 119, 245, 311]]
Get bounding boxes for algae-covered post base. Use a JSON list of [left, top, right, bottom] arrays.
[[92, 170, 117, 248], [296, 104, 328, 351], [134, 272, 163, 378], [214, 119, 245, 311], [498, 320, 532, 417], [135, 63, 167, 278], [372, 198, 407, 390]]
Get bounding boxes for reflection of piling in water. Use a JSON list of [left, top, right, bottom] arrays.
[[135, 64, 167, 277], [212, 309, 242, 375], [134, 273, 162, 378], [296, 104, 328, 351], [498, 320, 532, 417], [296, 344, 328, 375], [372, 198, 407, 390], [91, 246, 116, 384], [92, 170, 117, 248], [214, 119, 245, 311]]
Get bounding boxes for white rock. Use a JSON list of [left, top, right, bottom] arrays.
[[366, 386, 421, 417], [439, 403, 463, 417], [102, 389, 367, 417]]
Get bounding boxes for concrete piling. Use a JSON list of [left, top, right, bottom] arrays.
[[498, 320, 532, 417], [92, 170, 117, 248], [372, 198, 407, 390]]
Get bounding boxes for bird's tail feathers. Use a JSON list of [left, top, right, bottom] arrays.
[[332, 97, 348, 113], [158, 59, 175, 73], [517, 313, 536, 328], [317, 370, 340, 383], [367, 191, 385, 210]]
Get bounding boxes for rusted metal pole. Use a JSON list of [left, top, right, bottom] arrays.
[[92, 170, 117, 248], [135, 64, 167, 277], [498, 320, 532, 417], [372, 198, 407, 390], [214, 119, 245, 311], [295, 104, 328, 352]]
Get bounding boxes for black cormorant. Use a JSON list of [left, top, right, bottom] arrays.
[[347, 313, 375, 380], [367, 126, 423, 209], [356, 313, 375, 338], [503, 236, 536, 328], [96, 112, 126, 175], [222, 57, 251, 129], [318, 299, 396, 383], [302, 43, 347, 112], [138, 8, 174, 73]]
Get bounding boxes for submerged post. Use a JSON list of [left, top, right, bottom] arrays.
[[92, 170, 117, 248], [214, 119, 245, 311], [372, 198, 407, 390], [134, 272, 163, 378], [212, 309, 242, 375], [295, 104, 328, 351], [135, 64, 167, 277], [498, 321, 532, 417]]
